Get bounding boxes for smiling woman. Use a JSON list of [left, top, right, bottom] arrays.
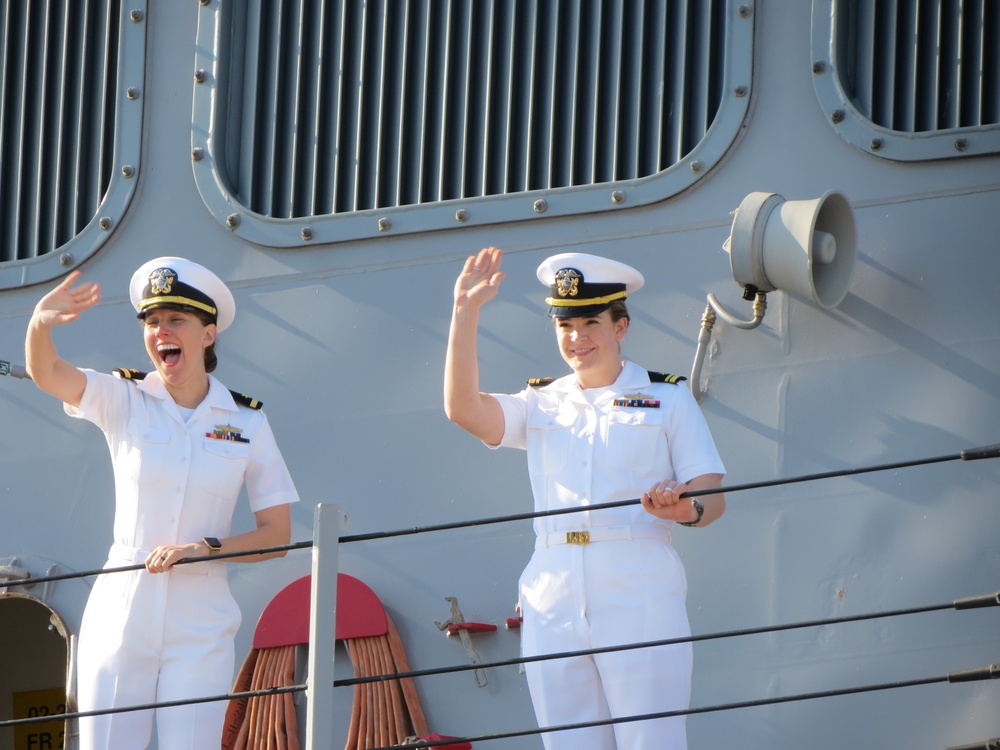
[[444, 247, 726, 750], [23, 258, 300, 750]]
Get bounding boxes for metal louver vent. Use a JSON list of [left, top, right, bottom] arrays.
[[0, 0, 145, 288], [194, 0, 752, 247], [812, 0, 1000, 160]]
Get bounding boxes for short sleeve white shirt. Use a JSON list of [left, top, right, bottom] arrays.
[[65, 369, 299, 552], [491, 360, 724, 535]]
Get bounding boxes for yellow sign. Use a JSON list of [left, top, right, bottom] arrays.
[[12, 688, 65, 750]]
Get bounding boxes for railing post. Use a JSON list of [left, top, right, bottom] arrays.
[[306, 503, 340, 750]]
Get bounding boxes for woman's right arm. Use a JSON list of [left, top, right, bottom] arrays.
[[444, 247, 507, 445], [25, 271, 101, 408]]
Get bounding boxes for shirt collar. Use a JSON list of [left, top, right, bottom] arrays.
[[136, 372, 238, 413], [614, 360, 653, 389], [543, 361, 651, 406]]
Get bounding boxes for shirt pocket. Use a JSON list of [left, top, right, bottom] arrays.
[[125, 428, 173, 487], [526, 408, 575, 475], [199, 438, 251, 499], [606, 409, 664, 474]]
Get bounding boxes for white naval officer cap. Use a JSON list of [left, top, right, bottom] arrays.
[[129, 257, 236, 332], [536, 252, 644, 318]]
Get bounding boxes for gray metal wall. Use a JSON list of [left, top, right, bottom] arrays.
[[0, 1, 998, 748]]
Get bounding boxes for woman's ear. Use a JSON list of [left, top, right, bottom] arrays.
[[203, 323, 218, 348], [615, 316, 629, 341]]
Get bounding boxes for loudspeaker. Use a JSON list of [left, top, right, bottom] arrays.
[[726, 190, 857, 309]]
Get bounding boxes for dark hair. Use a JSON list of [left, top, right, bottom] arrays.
[[192, 310, 218, 373], [608, 299, 631, 324]]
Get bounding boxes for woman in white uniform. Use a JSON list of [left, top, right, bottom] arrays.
[[444, 247, 725, 750], [25, 257, 300, 750]]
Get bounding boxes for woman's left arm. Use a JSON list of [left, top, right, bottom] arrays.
[[641, 472, 725, 527], [217, 504, 293, 562], [145, 505, 292, 572]]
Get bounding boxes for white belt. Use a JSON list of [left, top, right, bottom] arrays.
[[108, 543, 226, 577], [535, 524, 672, 549]]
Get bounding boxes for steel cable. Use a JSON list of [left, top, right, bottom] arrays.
[[3, 591, 997, 732], [5, 443, 997, 590], [332, 591, 1000, 688], [2, 443, 998, 741], [365, 663, 1000, 749]]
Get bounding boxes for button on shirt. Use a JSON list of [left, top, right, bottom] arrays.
[[65, 369, 299, 552], [491, 360, 724, 536]]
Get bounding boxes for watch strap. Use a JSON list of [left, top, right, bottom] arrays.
[[677, 498, 705, 527]]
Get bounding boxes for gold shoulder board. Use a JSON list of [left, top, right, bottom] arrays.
[[647, 371, 687, 385], [230, 391, 264, 410], [527, 377, 555, 388], [113, 368, 147, 380]]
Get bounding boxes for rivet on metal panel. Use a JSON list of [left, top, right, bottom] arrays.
[[129, 9, 144, 22], [533, 199, 547, 213], [301, 227, 313, 241], [194, 69, 208, 84], [738, 4, 752, 18], [611, 191, 625, 205], [59, 253, 74, 267], [99, 217, 113, 230], [812, 61, 826, 74], [869, 138, 883, 152], [734, 85, 748, 97], [191, 147, 204, 162], [690, 161, 703, 174], [378, 217, 392, 231], [455, 209, 469, 223], [226, 213, 241, 229], [121, 164, 135, 178], [831, 109, 845, 124], [126, 87, 140, 100], [954, 138, 968, 152]]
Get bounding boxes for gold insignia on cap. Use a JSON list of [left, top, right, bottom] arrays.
[[149, 267, 176, 296], [554, 268, 581, 298]]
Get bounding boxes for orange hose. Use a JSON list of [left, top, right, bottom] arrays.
[[227, 626, 440, 749]]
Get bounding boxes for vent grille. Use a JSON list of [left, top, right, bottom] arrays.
[[839, 0, 999, 132], [814, 0, 1000, 160], [0, 0, 124, 265], [212, 0, 729, 221]]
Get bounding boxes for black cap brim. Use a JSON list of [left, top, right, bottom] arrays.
[[547, 302, 615, 318]]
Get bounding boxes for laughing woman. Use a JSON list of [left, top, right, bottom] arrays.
[[25, 257, 299, 750], [444, 247, 725, 750]]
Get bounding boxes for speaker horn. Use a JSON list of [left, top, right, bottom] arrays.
[[726, 190, 856, 309]]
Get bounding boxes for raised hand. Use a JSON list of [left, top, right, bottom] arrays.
[[454, 246, 505, 309], [33, 270, 101, 327]]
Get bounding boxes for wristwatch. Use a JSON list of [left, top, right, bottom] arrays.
[[202, 537, 223, 555], [678, 498, 705, 527]]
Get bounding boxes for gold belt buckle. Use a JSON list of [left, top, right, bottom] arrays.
[[566, 530, 590, 545]]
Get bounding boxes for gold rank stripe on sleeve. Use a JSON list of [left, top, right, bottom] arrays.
[[230, 392, 263, 410], [527, 377, 555, 388], [647, 371, 687, 385], [113, 367, 147, 380]]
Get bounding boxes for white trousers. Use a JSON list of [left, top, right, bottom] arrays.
[[519, 530, 692, 750], [76, 547, 240, 750]]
